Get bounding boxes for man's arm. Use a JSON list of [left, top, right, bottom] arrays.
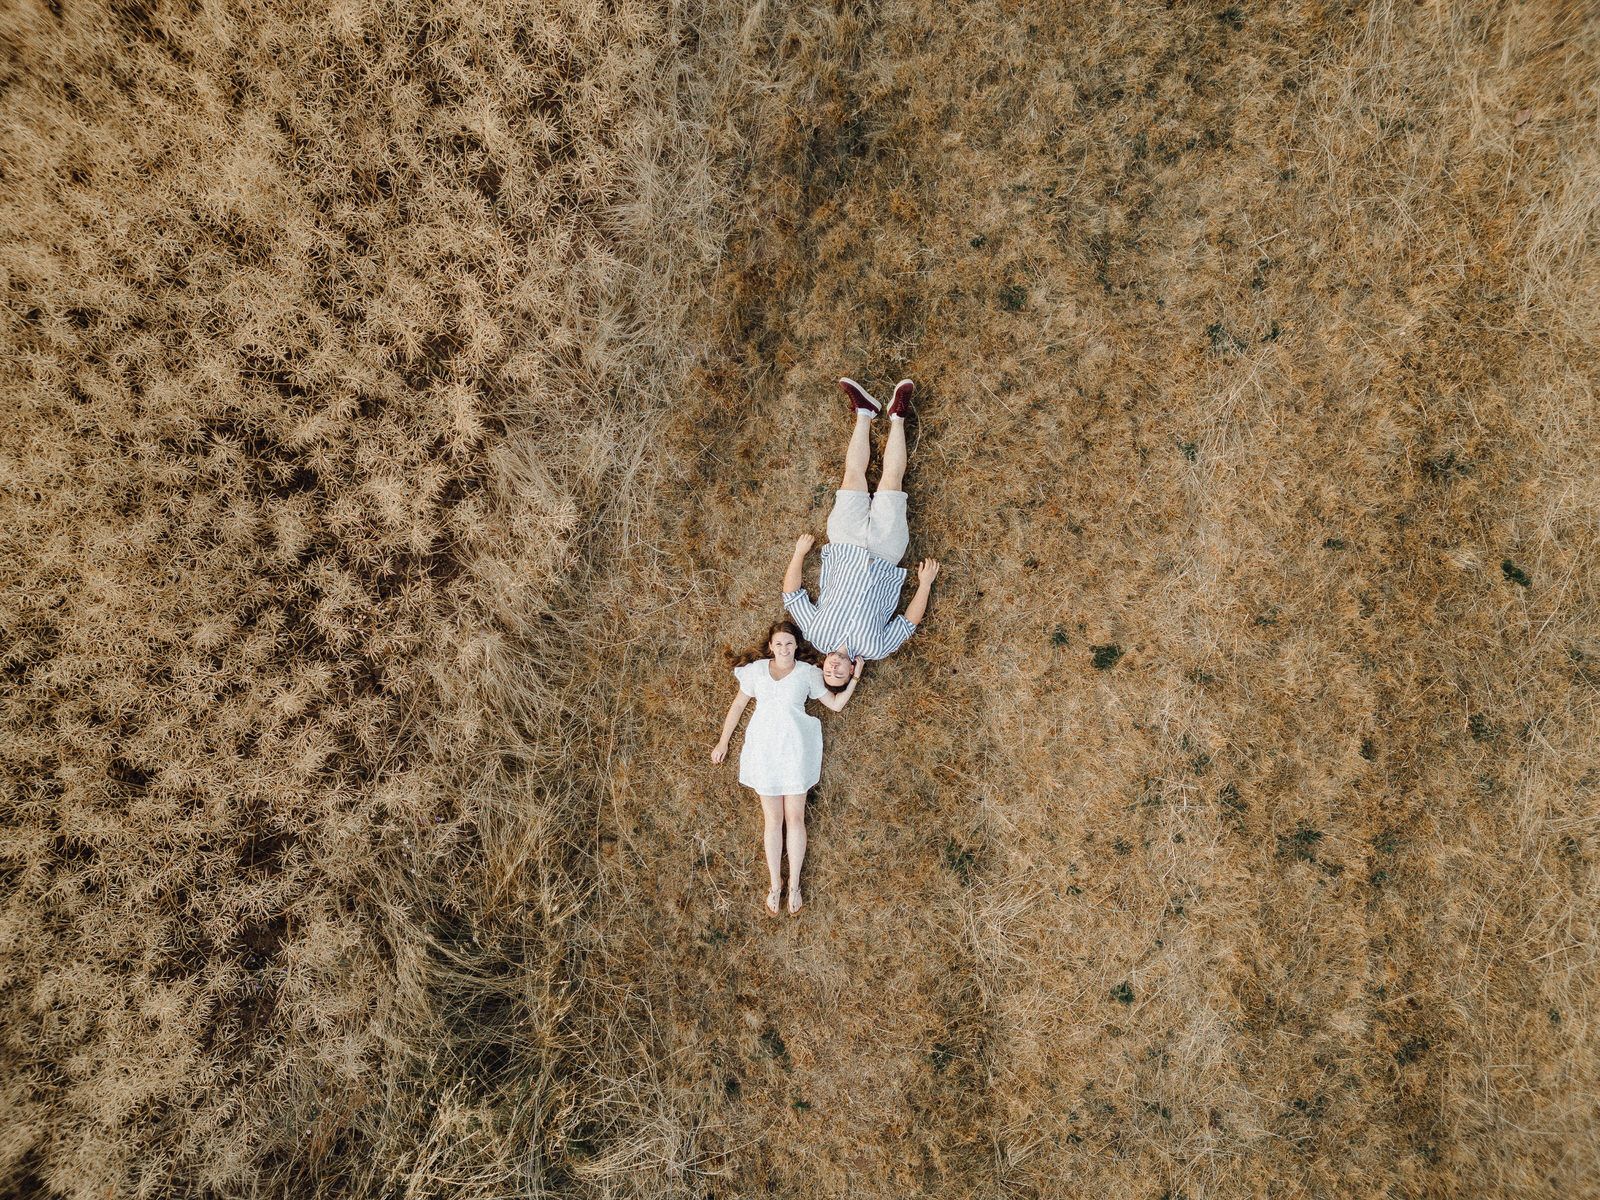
[[902, 557, 940, 625], [783, 533, 815, 594]]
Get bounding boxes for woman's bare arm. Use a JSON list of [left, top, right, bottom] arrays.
[[711, 690, 752, 762]]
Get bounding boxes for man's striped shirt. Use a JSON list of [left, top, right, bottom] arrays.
[[782, 542, 917, 661]]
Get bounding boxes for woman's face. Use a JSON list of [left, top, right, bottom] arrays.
[[769, 631, 798, 662]]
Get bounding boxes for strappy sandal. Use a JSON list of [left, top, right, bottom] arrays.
[[765, 887, 781, 918], [787, 887, 805, 917]]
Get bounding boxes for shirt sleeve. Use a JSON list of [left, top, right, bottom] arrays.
[[733, 663, 755, 697], [806, 663, 827, 700], [879, 614, 917, 657], [782, 588, 816, 635]]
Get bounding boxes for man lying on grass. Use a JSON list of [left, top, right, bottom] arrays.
[[783, 377, 940, 686]]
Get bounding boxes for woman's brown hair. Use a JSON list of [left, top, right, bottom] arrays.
[[726, 619, 819, 669]]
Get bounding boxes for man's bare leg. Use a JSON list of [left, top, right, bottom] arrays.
[[880, 413, 907, 493], [880, 379, 914, 492], [841, 412, 873, 492]]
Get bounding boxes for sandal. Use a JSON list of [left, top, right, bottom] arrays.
[[765, 887, 781, 918], [787, 887, 804, 917]]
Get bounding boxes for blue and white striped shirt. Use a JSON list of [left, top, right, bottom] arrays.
[[782, 542, 917, 661]]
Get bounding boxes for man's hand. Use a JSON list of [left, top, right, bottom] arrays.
[[785, 535, 815, 593], [852, 656, 865, 680], [904, 559, 940, 626]]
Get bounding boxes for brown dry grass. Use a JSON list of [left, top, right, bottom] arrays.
[[3, 1, 1597, 1198], [2, 0, 726, 1194]]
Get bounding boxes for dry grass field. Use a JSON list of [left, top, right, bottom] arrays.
[[3, 1, 1597, 1198]]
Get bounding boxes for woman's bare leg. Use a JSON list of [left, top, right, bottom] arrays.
[[761, 795, 784, 909], [783, 793, 807, 910], [841, 412, 873, 492], [880, 413, 908, 492]]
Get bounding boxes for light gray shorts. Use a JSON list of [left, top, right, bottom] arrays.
[[826, 488, 909, 564]]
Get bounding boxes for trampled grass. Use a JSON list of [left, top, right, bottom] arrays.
[[3, 1, 1596, 1197]]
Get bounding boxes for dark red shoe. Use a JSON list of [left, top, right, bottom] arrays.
[[887, 379, 914, 419], [838, 377, 881, 418]]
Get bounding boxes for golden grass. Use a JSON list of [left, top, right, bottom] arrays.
[[3, 0, 1597, 1197], [567, 1, 1600, 1196], [2, 0, 728, 1194]]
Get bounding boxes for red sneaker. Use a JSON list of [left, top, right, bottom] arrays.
[[838, 377, 881, 418], [887, 379, 914, 419]]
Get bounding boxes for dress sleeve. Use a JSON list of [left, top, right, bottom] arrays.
[[734, 662, 756, 697], [880, 614, 917, 657], [806, 663, 828, 700]]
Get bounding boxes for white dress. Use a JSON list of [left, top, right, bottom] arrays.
[[734, 659, 827, 796]]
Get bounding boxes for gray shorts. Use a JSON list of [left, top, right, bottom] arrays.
[[826, 488, 909, 564]]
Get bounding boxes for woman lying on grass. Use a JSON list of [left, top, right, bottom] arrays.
[[712, 619, 862, 916]]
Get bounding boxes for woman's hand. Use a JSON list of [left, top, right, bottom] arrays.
[[794, 533, 815, 556], [917, 557, 941, 586], [711, 740, 729, 764]]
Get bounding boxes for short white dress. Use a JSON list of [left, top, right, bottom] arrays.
[[734, 658, 828, 796]]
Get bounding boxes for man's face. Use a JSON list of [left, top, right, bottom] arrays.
[[822, 650, 853, 687]]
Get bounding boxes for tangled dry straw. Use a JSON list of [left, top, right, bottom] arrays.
[[3, 0, 1598, 1197], [2, 0, 730, 1194]]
